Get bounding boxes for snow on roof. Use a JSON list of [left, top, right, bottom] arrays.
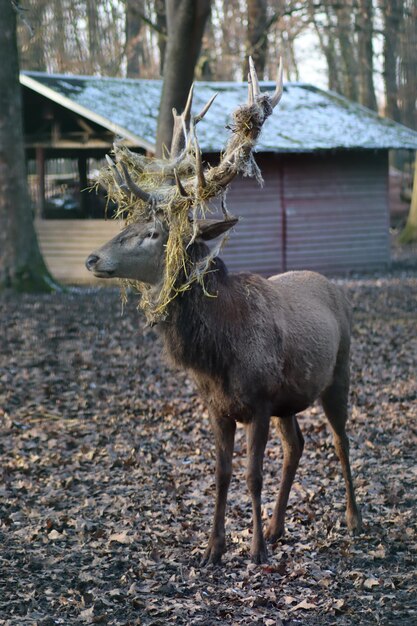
[[21, 71, 417, 153]]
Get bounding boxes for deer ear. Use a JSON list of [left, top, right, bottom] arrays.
[[196, 217, 238, 241]]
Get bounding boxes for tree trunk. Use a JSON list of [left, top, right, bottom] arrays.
[[155, 0, 167, 75], [210, 0, 244, 81], [87, 0, 101, 70], [357, 0, 377, 110], [155, 0, 211, 157], [283, 33, 300, 82], [398, 0, 417, 130], [54, 0, 69, 72], [243, 0, 268, 79], [126, 0, 144, 77], [18, 0, 47, 71], [399, 155, 417, 242], [398, 2, 417, 242], [310, 1, 342, 93], [381, 0, 402, 122], [335, 2, 358, 101], [0, 0, 57, 292]]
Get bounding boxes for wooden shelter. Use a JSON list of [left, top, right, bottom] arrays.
[[21, 71, 417, 283]]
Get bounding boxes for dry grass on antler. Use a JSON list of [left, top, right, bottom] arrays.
[[95, 60, 282, 322]]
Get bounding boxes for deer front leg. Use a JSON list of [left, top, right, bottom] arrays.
[[201, 415, 236, 566], [265, 415, 304, 543], [245, 416, 270, 564]]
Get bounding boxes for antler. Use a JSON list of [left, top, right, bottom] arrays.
[[97, 58, 283, 324], [105, 154, 152, 204], [170, 86, 218, 159], [174, 56, 284, 199], [210, 57, 283, 187], [270, 57, 284, 108], [103, 57, 283, 213]]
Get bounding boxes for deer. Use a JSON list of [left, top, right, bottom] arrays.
[[86, 59, 362, 565]]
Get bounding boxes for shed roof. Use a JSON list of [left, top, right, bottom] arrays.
[[21, 71, 417, 153]]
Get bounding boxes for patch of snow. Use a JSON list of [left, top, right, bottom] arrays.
[[23, 72, 417, 152]]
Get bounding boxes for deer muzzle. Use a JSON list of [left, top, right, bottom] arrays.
[[85, 253, 115, 278]]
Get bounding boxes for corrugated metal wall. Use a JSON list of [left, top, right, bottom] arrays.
[[35, 151, 390, 283], [220, 151, 389, 276], [283, 151, 390, 273], [220, 158, 284, 275]]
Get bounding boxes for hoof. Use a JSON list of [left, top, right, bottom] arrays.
[[250, 536, 269, 564], [251, 548, 269, 564], [347, 509, 363, 535], [201, 537, 225, 566], [200, 551, 223, 567], [265, 524, 285, 544]]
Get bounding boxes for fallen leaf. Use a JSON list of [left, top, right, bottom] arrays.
[[79, 607, 94, 622], [289, 599, 317, 612], [333, 598, 346, 612], [108, 531, 133, 544], [364, 577, 380, 590], [48, 529, 63, 540]]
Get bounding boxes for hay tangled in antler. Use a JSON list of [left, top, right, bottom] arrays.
[[96, 58, 283, 323]]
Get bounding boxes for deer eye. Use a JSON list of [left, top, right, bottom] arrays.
[[120, 233, 141, 245]]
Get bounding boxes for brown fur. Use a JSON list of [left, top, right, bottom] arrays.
[[86, 221, 362, 565]]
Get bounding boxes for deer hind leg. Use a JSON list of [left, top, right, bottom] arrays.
[[245, 416, 270, 564], [201, 414, 236, 566], [265, 414, 304, 543], [321, 374, 362, 534]]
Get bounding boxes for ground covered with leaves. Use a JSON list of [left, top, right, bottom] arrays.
[[0, 258, 416, 625]]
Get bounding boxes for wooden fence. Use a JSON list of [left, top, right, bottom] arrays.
[[35, 219, 121, 284]]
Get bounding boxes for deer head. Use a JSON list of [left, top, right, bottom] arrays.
[[86, 58, 283, 321], [85, 216, 238, 284]]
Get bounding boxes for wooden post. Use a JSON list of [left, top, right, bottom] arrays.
[[78, 154, 88, 217], [35, 146, 46, 219]]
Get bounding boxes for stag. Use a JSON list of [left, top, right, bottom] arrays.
[[86, 59, 362, 565]]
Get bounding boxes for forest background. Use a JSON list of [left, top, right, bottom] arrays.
[[17, 0, 417, 133]]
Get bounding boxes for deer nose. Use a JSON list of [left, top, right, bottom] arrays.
[[85, 254, 100, 271]]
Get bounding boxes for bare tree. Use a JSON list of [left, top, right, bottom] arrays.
[[125, 0, 145, 77], [380, 0, 403, 122], [399, 156, 417, 243], [308, 0, 376, 107], [398, 0, 417, 130], [0, 0, 56, 291], [18, 0, 48, 70], [335, 1, 358, 101], [310, 1, 343, 93], [87, 0, 101, 69], [398, 0, 417, 241], [357, 0, 377, 110], [243, 0, 268, 79], [14, 0, 416, 136], [155, 0, 167, 74], [155, 0, 211, 157], [18, 0, 126, 75], [207, 1, 243, 80]]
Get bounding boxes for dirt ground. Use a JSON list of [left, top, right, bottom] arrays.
[[0, 243, 416, 626]]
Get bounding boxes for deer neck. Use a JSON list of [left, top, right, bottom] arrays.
[[157, 245, 233, 376]]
